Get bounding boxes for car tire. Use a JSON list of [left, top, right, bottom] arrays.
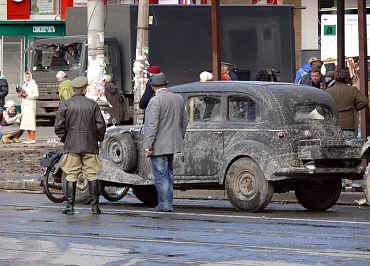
[[295, 178, 341, 211], [102, 132, 137, 173], [225, 157, 274, 212], [363, 163, 370, 202], [62, 172, 91, 204], [132, 185, 158, 205]]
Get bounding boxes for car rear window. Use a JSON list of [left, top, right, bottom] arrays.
[[188, 96, 222, 122], [294, 105, 333, 120]]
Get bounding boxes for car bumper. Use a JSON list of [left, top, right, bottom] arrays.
[[274, 165, 365, 180]]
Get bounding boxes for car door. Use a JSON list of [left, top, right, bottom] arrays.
[[174, 94, 224, 177]]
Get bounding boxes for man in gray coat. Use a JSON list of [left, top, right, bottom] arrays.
[[144, 72, 187, 212], [55, 76, 106, 214]]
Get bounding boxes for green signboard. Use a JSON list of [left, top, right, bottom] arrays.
[[0, 21, 65, 37], [324, 25, 336, 36]]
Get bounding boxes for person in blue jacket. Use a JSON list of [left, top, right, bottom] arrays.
[[295, 57, 317, 84], [139, 66, 161, 122]]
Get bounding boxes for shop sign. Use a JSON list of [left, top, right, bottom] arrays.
[[33, 25, 56, 33], [74, 0, 88, 7]]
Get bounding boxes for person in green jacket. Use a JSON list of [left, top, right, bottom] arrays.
[[56, 71, 74, 102]]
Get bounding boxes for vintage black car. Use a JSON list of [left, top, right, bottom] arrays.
[[99, 81, 366, 212]]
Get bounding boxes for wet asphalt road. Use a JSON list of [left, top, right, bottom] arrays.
[[0, 191, 369, 265]]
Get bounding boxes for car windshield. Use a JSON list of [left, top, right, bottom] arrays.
[[294, 105, 333, 120], [33, 42, 82, 71]]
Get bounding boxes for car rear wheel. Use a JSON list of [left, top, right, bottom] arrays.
[[225, 157, 274, 212], [295, 178, 341, 211], [101, 132, 137, 173], [132, 185, 158, 205]]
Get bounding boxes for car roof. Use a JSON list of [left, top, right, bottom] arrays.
[[169, 81, 338, 111]]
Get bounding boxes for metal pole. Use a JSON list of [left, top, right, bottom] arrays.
[[358, 0, 369, 146], [337, 0, 345, 70], [87, 0, 108, 117], [211, 0, 221, 81], [133, 0, 149, 125]]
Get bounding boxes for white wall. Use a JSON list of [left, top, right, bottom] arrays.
[[301, 0, 319, 50], [0, 0, 7, 21]]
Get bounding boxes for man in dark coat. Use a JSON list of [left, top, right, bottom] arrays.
[[326, 69, 369, 191], [55, 76, 106, 214], [0, 71, 9, 112]]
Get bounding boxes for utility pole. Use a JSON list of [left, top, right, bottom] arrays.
[[87, 0, 109, 120], [133, 0, 150, 125]]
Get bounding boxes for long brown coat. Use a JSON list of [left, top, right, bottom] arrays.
[[326, 81, 368, 132]]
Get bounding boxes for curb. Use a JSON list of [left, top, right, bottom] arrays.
[[0, 179, 366, 205]]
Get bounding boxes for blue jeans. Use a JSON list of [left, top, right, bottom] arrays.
[[150, 154, 174, 211]]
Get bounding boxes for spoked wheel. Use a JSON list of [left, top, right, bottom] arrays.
[[62, 172, 90, 204], [225, 157, 274, 212], [101, 185, 130, 202], [295, 178, 342, 211], [43, 156, 65, 203]]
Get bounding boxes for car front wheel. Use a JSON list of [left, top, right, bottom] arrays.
[[363, 164, 370, 203], [225, 157, 274, 212], [295, 178, 341, 211]]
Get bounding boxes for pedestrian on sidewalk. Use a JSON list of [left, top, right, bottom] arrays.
[[56, 71, 74, 102], [326, 69, 369, 191], [0, 100, 22, 143], [55, 76, 106, 215], [144, 72, 187, 212], [139, 65, 161, 123], [19, 71, 39, 144]]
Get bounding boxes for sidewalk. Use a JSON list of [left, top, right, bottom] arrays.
[[0, 126, 367, 205]]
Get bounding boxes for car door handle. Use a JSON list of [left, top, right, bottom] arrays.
[[214, 132, 223, 135]]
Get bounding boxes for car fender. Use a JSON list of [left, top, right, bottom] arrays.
[[219, 140, 282, 184], [361, 137, 370, 159]]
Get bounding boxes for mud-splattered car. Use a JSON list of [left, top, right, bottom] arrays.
[[99, 81, 366, 212]]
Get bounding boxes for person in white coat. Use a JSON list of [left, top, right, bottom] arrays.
[[18, 72, 39, 143]]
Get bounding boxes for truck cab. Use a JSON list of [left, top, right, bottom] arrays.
[[28, 35, 123, 123]]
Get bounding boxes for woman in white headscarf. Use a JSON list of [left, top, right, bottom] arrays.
[[18, 71, 39, 144], [0, 100, 22, 143]]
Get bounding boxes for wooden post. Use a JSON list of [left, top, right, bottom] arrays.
[[133, 0, 150, 125], [337, 0, 345, 70], [358, 0, 369, 148], [211, 0, 221, 81]]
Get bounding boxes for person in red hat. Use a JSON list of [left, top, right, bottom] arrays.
[[139, 66, 161, 122]]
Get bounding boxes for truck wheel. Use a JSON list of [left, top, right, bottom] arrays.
[[363, 164, 370, 202], [225, 157, 274, 212], [295, 178, 341, 211], [133, 185, 158, 205], [62, 172, 90, 204], [102, 132, 136, 173]]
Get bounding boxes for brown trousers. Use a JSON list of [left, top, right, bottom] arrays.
[[60, 153, 102, 182]]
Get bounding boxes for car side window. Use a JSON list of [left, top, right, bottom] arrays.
[[228, 96, 258, 122], [188, 96, 222, 122]]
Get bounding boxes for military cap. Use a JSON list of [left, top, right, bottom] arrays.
[[70, 76, 88, 90]]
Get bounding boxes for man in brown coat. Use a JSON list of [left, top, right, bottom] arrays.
[[326, 69, 369, 191]]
